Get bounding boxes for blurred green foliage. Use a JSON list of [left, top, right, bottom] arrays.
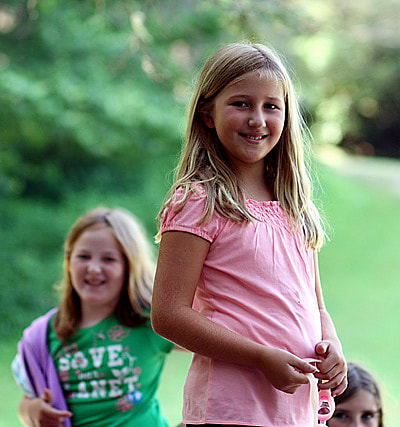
[[1, 0, 399, 200], [0, 0, 185, 199]]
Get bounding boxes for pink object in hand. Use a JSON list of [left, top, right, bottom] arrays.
[[318, 389, 335, 424]]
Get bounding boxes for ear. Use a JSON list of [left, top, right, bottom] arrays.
[[199, 101, 215, 129], [201, 110, 215, 128]]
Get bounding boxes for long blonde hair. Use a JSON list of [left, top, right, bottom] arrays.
[[54, 207, 155, 341], [157, 42, 326, 250]]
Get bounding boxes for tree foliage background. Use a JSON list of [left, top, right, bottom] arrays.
[[1, 0, 399, 204]]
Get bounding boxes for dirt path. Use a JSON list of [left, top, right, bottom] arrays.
[[315, 145, 400, 197]]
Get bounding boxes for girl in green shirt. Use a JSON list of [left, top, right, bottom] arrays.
[[14, 207, 174, 427]]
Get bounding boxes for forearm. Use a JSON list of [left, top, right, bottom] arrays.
[[313, 252, 342, 348], [319, 307, 342, 346], [152, 304, 266, 369]]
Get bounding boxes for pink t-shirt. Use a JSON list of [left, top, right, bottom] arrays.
[[160, 187, 322, 426]]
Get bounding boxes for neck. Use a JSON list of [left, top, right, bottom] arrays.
[[236, 166, 274, 202], [78, 306, 114, 329], [242, 184, 274, 202]]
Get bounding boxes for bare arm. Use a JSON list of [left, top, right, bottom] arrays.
[[313, 252, 347, 395], [152, 231, 316, 394], [18, 389, 72, 427]]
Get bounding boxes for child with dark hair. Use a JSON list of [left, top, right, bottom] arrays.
[[328, 362, 383, 427]]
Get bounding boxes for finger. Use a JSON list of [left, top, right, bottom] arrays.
[[314, 370, 330, 381], [293, 359, 317, 374], [303, 358, 321, 364], [318, 370, 347, 391], [317, 357, 346, 379], [40, 389, 72, 420], [314, 363, 336, 378], [41, 388, 53, 404], [315, 341, 330, 356], [41, 405, 72, 424], [314, 356, 340, 377], [332, 376, 348, 397], [47, 408, 73, 418], [314, 366, 340, 382]]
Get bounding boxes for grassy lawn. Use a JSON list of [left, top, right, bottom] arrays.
[[317, 159, 400, 426], [1, 157, 399, 426], [0, 338, 22, 427]]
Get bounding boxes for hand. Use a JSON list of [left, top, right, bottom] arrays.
[[314, 340, 347, 396], [27, 389, 72, 427], [258, 347, 317, 394]]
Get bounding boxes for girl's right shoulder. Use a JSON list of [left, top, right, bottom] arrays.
[[162, 183, 206, 220], [162, 183, 207, 218], [161, 183, 225, 242]]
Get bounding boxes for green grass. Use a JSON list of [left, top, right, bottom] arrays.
[[0, 338, 21, 427], [317, 164, 400, 426], [1, 159, 400, 426]]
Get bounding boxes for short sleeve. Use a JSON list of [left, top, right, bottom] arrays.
[[160, 186, 226, 243]]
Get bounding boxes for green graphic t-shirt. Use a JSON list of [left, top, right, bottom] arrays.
[[48, 314, 174, 427]]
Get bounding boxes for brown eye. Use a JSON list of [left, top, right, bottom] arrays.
[[361, 411, 377, 420], [231, 101, 247, 108], [332, 411, 349, 421]]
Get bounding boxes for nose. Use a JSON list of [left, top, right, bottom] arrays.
[[87, 259, 101, 273], [351, 419, 363, 427], [248, 107, 266, 128]]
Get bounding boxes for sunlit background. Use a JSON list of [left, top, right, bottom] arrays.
[[1, 1, 399, 426]]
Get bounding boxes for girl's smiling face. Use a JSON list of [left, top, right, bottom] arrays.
[[69, 225, 126, 319], [328, 389, 381, 426], [202, 70, 285, 175]]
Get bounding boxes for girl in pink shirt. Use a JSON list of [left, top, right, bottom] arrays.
[[152, 42, 347, 427]]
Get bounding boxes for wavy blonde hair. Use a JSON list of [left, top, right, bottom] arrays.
[[157, 42, 326, 250], [54, 207, 155, 341]]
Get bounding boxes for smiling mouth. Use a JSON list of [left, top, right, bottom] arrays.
[[85, 280, 105, 287], [239, 133, 267, 141]]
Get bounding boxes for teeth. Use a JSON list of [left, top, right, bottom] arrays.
[[247, 135, 263, 140]]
